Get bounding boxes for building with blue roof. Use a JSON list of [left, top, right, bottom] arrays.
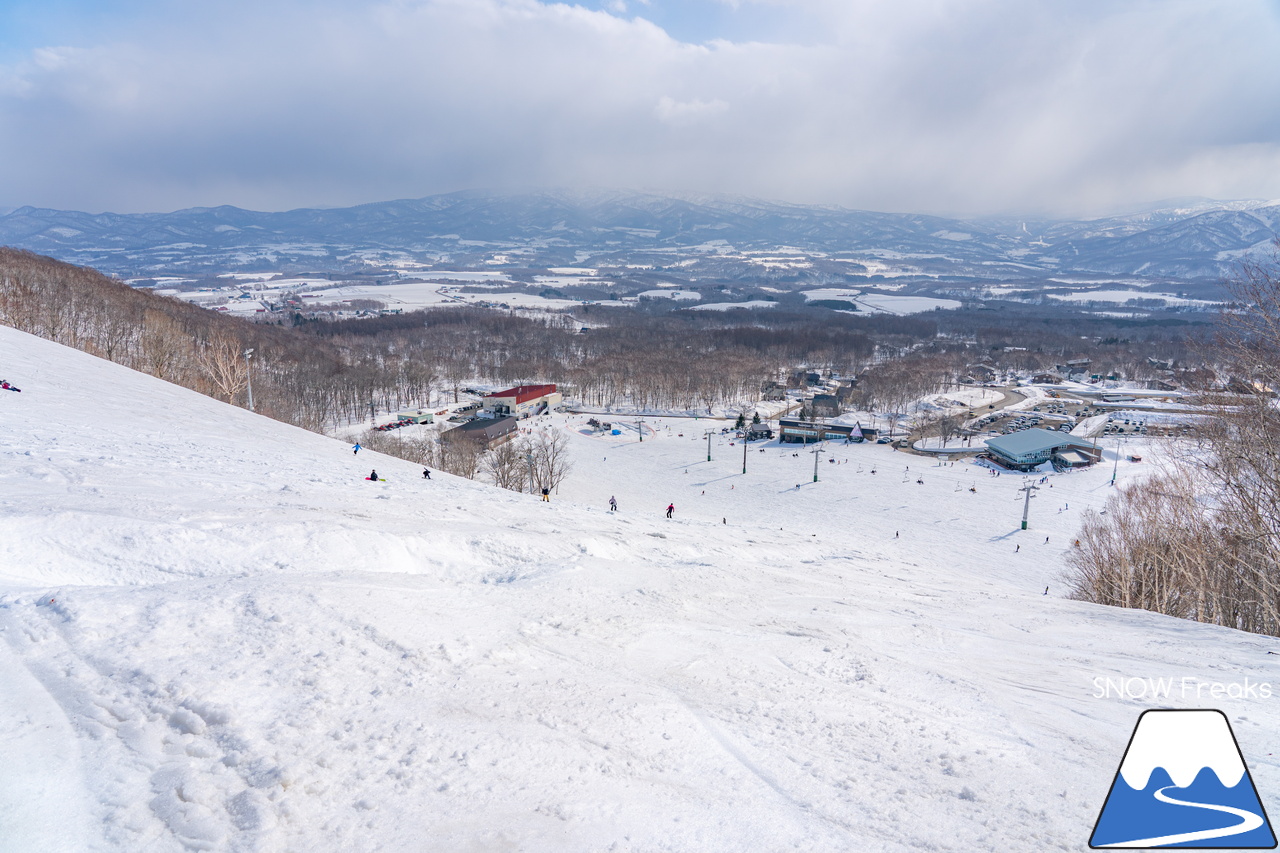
[[984, 427, 1100, 471]]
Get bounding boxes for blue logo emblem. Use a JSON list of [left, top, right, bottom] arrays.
[[1091, 709, 1276, 848]]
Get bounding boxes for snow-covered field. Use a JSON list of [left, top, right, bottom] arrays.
[[1045, 290, 1222, 308], [2, 325, 1278, 852], [855, 294, 963, 315], [799, 289, 963, 315]]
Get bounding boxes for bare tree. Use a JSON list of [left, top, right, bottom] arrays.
[[195, 331, 250, 404], [1066, 245, 1280, 636], [527, 428, 572, 493], [484, 437, 531, 491]]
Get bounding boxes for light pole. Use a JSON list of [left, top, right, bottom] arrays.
[[742, 433, 748, 474], [525, 452, 535, 494], [705, 429, 714, 462], [1111, 435, 1121, 486], [243, 349, 255, 412], [637, 419, 645, 442], [812, 446, 824, 482]]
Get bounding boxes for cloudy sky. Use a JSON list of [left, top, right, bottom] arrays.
[[1, 0, 1278, 216]]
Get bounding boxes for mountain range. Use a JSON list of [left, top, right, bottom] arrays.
[[1, 189, 1278, 281]]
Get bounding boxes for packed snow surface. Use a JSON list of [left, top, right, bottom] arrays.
[[1, 325, 1277, 851]]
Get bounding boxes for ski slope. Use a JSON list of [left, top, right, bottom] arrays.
[[1, 325, 1277, 852]]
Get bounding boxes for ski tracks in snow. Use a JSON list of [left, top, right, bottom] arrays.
[[0, 582, 462, 852]]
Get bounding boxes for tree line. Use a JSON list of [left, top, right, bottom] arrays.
[[0, 248, 436, 429]]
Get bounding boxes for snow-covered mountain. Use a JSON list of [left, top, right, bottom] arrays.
[[2, 325, 1278, 851], [1, 190, 1277, 280]]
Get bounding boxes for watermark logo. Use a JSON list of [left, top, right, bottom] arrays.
[[1090, 709, 1276, 848]]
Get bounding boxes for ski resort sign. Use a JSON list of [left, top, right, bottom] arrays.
[[1090, 710, 1276, 849]]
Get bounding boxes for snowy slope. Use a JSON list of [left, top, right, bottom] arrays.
[[2, 325, 1278, 852]]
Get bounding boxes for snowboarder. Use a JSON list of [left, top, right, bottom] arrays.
[[1043, 586, 1049, 595], [352, 443, 362, 455], [542, 487, 550, 502], [423, 468, 431, 479], [367, 470, 379, 481], [665, 503, 674, 518], [609, 496, 617, 511]]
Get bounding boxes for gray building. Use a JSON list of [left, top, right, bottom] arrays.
[[442, 416, 518, 449], [984, 428, 1099, 471], [778, 418, 857, 443], [810, 394, 840, 418]]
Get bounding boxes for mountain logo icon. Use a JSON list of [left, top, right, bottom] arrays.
[[1090, 709, 1276, 848]]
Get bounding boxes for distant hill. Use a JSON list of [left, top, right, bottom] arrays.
[[1, 189, 1277, 280]]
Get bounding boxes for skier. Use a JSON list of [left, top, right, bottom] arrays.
[[666, 503, 674, 518], [895, 531, 899, 539], [0, 380, 19, 392], [1045, 536, 1050, 544], [1015, 544, 1020, 552], [542, 487, 550, 502], [352, 443, 362, 455], [609, 496, 617, 511], [1043, 586, 1049, 595], [368, 469, 379, 481], [423, 468, 431, 479]]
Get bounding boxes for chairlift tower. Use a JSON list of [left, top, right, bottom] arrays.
[[1019, 481, 1038, 530], [243, 349, 255, 413]]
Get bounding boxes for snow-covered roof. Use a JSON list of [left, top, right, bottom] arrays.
[[985, 427, 1076, 458]]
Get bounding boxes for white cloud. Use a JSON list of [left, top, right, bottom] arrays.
[[0, 0, 1278, 215], [654, 95, 729, 126]]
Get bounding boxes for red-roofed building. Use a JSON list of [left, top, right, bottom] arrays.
[[483, 384, 562, 418]]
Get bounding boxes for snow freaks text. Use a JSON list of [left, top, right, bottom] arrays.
[[1092, 677, 1273, 701]]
